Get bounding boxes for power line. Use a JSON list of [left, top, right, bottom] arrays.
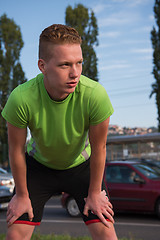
[[114, 102, 155, 109], [101, 73, 153, 83], [109, 89, 150, 97], [108, 85, 150, 93]]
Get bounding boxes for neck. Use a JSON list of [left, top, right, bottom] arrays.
[[43, 78, 69, 101]]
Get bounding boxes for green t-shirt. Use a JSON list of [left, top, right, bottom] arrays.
[[2, 74, 114, 170]]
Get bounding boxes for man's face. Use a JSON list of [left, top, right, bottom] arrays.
[[38, 43, 83, 101]]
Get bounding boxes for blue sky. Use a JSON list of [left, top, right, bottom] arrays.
[[1, 0, 157, 128]]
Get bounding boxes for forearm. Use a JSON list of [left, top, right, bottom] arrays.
[[7, 123, 29, 197], [84, 145, 114, 225], [83, 118, 114, 225], [88, 118, 109, 196], [9, 149, 28, 197], [6, 124, 34, 225], [88, 146, 106, 195]]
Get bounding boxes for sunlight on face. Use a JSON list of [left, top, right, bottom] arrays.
[[39, 44, 83, 101]]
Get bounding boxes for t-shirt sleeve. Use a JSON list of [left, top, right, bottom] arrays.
[[1, 86, 29, 128], [89, 83, 114, 125]]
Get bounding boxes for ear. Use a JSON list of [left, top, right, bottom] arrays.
[[38, 59, 46, 74]]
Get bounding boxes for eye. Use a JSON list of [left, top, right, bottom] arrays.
[[59, 63, 70, 68], [77, 60, 83, 65]]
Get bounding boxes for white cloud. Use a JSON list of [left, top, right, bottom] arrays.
[[132, 26, 152, 33], [111, 0, 126, 3], [140, 26, 152, 32], [149, 14, 154, 21], [98, 43, 113, 48], [127, 0, 150, 7], [100, 31, 121, 38], [130, 48, 153, 54], [98, 9, 139, 28], [94, 0, 150, 12], [111, 0, 151, 7], [139, 55, 152, 61], [92, 3, 108, 14], [99, 63, 130, 71], [98, 15, 129, 27], [122, 39, 149, 45]]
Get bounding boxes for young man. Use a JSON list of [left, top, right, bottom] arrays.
[[1, 24, 118, 240]]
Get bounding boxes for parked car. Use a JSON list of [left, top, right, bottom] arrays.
[[61, 160, 160, 218], [141, 159, 160, 171], [61, 193, 81, 217], [0, 167, 14, 193], [0, 186, 13, 209]]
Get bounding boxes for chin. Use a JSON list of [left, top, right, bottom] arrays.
[[67, 87, 76, 94]]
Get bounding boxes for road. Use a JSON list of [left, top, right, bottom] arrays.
[[0, 196, 160, 239]]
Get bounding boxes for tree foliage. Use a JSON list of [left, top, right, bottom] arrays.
[[150, 0, 160, 131], [0, 14, 27, 163], [65, 4, 99, 81]]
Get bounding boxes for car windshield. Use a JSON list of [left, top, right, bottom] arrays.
[[134, 164, 160, 179]]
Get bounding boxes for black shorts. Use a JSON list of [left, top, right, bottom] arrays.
[[14, 153, 108, 226]]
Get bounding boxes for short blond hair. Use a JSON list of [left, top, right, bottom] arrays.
[[39, 24, 82, 60]]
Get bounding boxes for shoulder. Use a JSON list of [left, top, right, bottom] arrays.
[[78, 75, 98, 89], [77, 76, 114, 125], [77, 75, 108, 99], [77, 75, 106, 95], [5, 73, 43, 109], [16, 73, 43, 93], [10, 74, 43, 101], [1, 74, 44, 128]]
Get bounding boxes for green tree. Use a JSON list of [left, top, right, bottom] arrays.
[[65, 4, 99, 81], [150, 0, 160, 131], [0, 14, 27, 165]]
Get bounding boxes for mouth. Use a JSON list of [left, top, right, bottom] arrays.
[[66, 81, 77, 88]]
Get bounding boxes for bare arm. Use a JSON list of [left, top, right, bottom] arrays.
[[83, 117, 114, 227], [6, 122, 33, 226]]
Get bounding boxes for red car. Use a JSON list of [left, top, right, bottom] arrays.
[[61, 160, 160, 218]]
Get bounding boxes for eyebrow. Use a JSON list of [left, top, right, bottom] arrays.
[[58, 58, 83, 65]]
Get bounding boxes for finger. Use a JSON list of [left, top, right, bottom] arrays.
[[7, 215, 18, 227], [97, 213, 111, 228], [101, 193, 110, 204], [101, 190, 107, 200], [83, 205, 89, 217], [7, 206, 12, 216], [7, 209, 10, 217], [107, 207, 114, 217], [104, 200, 113, 210], [105, 204, 114, 216], [101, 201, 113, 214], [6, 209, 14, 222], [107, 201, 113, 209], [6, 213, 12, 224], [28, 208, 34, 221], [102, 209, 115, 224], [101, 190, 106, 195]]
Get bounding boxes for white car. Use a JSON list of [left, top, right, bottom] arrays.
[[0, 186, 12, 209], [0, 168, 14, 193]]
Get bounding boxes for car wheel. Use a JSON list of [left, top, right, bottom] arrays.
[[156, 199, 160, 218], [66, 197, 80, 217]]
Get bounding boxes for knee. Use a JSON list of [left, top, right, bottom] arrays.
[[88, 222, 118, 240], [6, 224, 34, 240], [6, 229, 21, 240]]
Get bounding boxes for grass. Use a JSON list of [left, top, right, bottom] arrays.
[[0, 233, 142, 240]]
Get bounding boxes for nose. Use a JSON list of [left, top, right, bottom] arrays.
[[69, 65, 79, 78]]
